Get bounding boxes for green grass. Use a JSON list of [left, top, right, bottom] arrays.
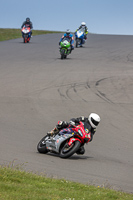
[[0, 28, 62, 41], [0, 165, 133, 200]]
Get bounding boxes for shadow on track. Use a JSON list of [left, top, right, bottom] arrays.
[[36, 152, 92, 160]]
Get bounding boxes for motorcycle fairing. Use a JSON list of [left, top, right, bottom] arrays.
[[75, 29, 85, 46], [45, 133, 74, 153]]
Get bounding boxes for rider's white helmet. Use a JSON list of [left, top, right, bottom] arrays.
[[81, 22, 86, 26], [66, 29, 71, 35], [88, 113, 100, 128]]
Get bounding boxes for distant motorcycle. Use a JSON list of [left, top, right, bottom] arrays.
[[59, 38, 71, 59], [21, 26, 31, 43], [75, 28, 85, 47], [37, 122, 91, 158]]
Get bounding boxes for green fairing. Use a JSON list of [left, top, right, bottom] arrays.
[[60, 39, 71, 59], [60, 40, 71, 48]]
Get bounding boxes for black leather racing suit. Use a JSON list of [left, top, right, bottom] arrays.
[[21, 21, 33, 29]]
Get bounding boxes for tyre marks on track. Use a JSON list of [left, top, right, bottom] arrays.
[[56, 75, 133, 105], [57, 79, 113, 104]]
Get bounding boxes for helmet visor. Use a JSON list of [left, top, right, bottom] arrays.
[[91, 117, 99, 126], [26, 18, 30, 22]]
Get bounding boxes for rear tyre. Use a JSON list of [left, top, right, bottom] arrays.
[[37, 136, 48, 154], [60, 140, 81, 158]]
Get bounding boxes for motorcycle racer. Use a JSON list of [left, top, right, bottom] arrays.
[[59, 29, 74, 51], [21, 17, 33, 38], [75, 22, 88, 40], [47, 113, 100, 155]]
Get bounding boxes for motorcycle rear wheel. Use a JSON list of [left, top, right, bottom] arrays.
[[37, 136, 48, 154], [60, 140, 81, 158]]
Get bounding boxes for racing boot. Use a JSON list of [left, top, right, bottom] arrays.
[[76, 146, 85, 155], [47, 121, 68, 136], [47, 127, 59, 136], [70, 45, 74, 53]]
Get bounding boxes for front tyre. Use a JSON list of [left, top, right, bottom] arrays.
[[60, 140, 81, 158], [37, 136, 48, 154], [76, 39, 78, 48], [23, 35, 27, 43], [61, 49, 65, 59]]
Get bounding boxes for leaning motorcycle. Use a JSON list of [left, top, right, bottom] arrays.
[[75, 29, 85, 47], [37, 122, 91, 158], [59, 38, 71, 59], [21, 26, 31, 43]]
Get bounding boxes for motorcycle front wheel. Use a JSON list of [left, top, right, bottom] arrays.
[[23, 36, 27, 43], [61, 49, 65, 59], [37, 136, 48, 154], [76, 39, 78, 48], [60, 140, 81, 158], [76, 39, 80, 48]]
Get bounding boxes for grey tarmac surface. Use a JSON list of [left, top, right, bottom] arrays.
[[0, 33, 133, 193]]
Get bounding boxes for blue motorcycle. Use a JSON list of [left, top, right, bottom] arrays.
[[75, 29, 85, 47]]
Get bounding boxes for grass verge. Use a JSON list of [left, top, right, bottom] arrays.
[[0, 165, 133, 200], [0, 28, 62, 41]]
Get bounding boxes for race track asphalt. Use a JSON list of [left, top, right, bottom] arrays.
[[0, 33, 133, 193]]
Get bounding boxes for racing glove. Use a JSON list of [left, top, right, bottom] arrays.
[[69, 121, 75, 126]]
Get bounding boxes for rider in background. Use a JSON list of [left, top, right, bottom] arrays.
[[59, 29, 74, 52], [75, 22, 88, 40], [21, 17, 33, 37], [47, 113, 101, 154]]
